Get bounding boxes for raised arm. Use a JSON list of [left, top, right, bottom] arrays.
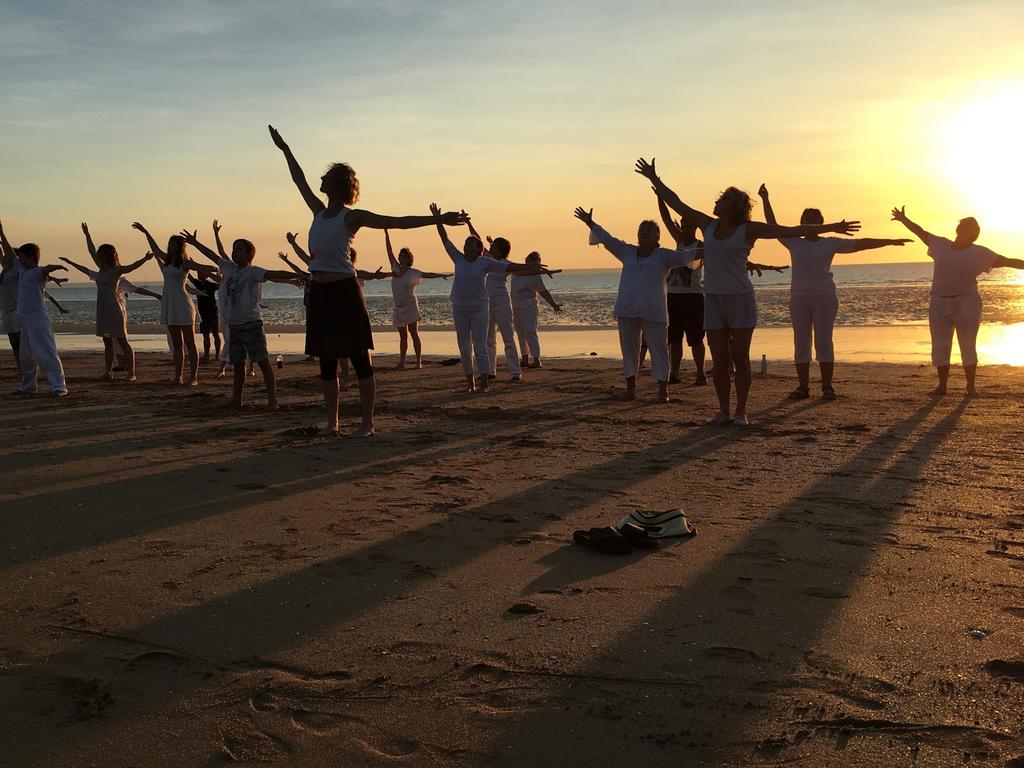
[[284, 232, 311, 265], [347, 206, 469, 235], [429, 202, 450, 243], [57, 257, 93, 277], [890, 206, 933, 246], [635, 158, 713, 230], [212, 219, 228, 260], [268, 125, 325, 215], [179, 229, 228, 267], [81, 222, 100, 266], [278, 251, 308, 276], [654, 192, 684, 244], [384, 229, 399, 271], [131, 222, 167, 264], [757, 184, 778, 226], [120, 253, 153, 274], [746, 219, 861, 242], [0, 220, 16, 267]]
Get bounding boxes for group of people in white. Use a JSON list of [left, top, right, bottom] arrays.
[[2, 135, 1022, 434]]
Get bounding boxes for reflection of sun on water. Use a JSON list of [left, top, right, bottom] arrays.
[[978, 322, 1024, 367], [941, 84, 1024, 230]]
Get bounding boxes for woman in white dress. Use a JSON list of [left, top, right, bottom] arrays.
[[132, 222, 216, 385], [384, 230, 451, 369]]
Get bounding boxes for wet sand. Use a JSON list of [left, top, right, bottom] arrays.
[[1, 353, 1022, 767]]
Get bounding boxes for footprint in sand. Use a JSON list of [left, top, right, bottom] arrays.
[[290, 709, 363, 735], [703, 646, 764, 663], [1002, 607, 1024, 620], [356, 735, 420, 760], [220, 729, 292, 762]]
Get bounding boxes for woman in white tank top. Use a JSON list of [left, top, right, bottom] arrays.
[[269, 125, 468, 437], [636, 157, 860, 426]]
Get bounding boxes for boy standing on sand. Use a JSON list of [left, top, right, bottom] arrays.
[[180, 231, 300, 407]]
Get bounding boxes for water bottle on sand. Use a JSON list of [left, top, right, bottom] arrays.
[[276, 354, 284, 370], [760, 354, 768, 375]]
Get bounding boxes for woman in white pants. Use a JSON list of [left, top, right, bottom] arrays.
[[430, 204, 552, 393], [636, 158, 859, 425], [892, 206, 1024, 396], [573, 206, 697, 403], [8, 243, 69, 395], [512, 251, 562, 368], [759, 185, 910, 400]]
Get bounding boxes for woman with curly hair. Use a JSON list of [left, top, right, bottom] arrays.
[[268, 125, 468, 436], [636, 158, 860, 425]]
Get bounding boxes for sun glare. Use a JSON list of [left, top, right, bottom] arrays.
[[941, 84, 1024, 229]]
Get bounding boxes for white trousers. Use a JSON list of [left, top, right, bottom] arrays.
[[487, 298, 521, 376], [789, 290, 839, 364], [453, 303, 490, 375], [19, 314, 66, 393], [619, 317, 669, 381], [929, 293, 981, 367], [219, 316, 231, 362], [513, 300, 540, 360]]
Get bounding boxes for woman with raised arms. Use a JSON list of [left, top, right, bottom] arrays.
[[384, 229, 451, 370], [268, 125, 468, 436], [635, 158, 860, 425]]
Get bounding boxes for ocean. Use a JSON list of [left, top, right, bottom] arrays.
[[44, 263, 1024, 330]]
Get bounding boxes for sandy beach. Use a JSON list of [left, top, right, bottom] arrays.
[[1, 353, 1022, 767]]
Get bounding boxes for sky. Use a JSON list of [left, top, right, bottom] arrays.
[[2, 0, 1023, 281]]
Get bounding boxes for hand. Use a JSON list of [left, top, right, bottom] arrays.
[[543, 268, 562, 276], [54, 264, 68, 271], [757, 183, 769, 198], [145, 251, 154, 260], [573, 206, 594, 226], [268, 124, 288, 150], [59, 306, 69, 315], [51, 276, 68, 285], [81, 222, 90, 234], [278, 251, 288, 261], [373, 266, 384, 278], [59, 256, 71, 264], [747, 264, 763, 277], [485, 235, 494, 245], [634, 157, 657, 181], [831, 220, 861, 235], [892, 238, 912, 246], [212, 219, 221, 234], [179, 229, 199, 245], [440, 210, 468, 226], [429, 202, 441, 217], [442, 274, 450, 280], [890, 206, 907, 223], [554, 304, 563, 314], [131, 221, 148, 233]]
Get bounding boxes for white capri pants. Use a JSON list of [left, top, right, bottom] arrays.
[[789, 289, 839, 364], [453, 302, 490, 376], [219, 315, 231, 363], [619, 317, 669, 382], [18, 314, 66, 393], [929, 293, 982, 367], [513, 300, 540, 360], [487, 298, 521, 376]]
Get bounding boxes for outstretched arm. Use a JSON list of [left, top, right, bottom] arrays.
[[347, 206, 469, 235], [45, 292, 70, 314], [384, 229, 399, 271], [429, 202, 450, 243], [131, 222, 167, 265], [994, 255, 1024, 270], [420, 271, 453, 280], [851, 238, 912, 253], [120, 253, 153, 274], [285, 232, 311, 265], [41, 264, 68, 277], [890, 206, 932, 246], [278, 252, 308, 276], [357, 267, 391, 281], [635, 158, 714, 230], [81, 223, 101, 266], [268, 125, 324, 215], [746, 261, 789, 277], [262, 269, 306, 284], [57, 257, 93, 277], [212, 220, 228, 260], [757, 184, 778, 226], [747, 219, 861, 242], [179, 230, 228, 267]]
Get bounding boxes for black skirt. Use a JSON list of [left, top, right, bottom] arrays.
[[305, 277, 374, 358]]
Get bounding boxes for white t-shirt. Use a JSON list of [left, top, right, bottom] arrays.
[[589, 225, 695, 324], [224, 265, 268, 325], [444, 240, 509, 307], [511, 274, 546, 306], [701, 221, 753, 295], [391, 268, 423, 307], [927, 236, 999, 297], [307, 208, 356, 276], [781, 237, 857, 293], [486, 269, 511, 301], [15, 263, 48, 319], [666, 242, 704, 295]]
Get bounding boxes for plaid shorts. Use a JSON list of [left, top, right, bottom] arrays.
[[704, 292, 758, 330], [228, 320, 269, 364]]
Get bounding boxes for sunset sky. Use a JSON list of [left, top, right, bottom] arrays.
[[2, 0, 1022, 281]]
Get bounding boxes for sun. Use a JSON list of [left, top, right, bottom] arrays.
[[941, 83, 1024, 230]]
